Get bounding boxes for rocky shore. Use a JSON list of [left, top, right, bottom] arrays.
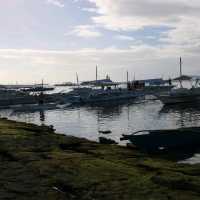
[[0, 118, 200, 199]]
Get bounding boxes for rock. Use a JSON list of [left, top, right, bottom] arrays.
[[126, 143, 138, 149], [99, 137, 118, 144]]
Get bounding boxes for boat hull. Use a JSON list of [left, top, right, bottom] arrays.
[[82, 93, 138, 104], [121, 128, 200, 151], [158, 94, 200, 105]]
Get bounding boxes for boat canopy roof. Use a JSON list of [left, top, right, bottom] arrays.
[[190, 75, 200, 80], [173, 75, 192, 81], [135, 78, 168, 85], [173, 75, 200, 81], [92, 82, 120, 87], [81, 78, 120, 86]]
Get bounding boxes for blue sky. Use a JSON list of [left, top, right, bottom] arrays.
[[0, 0, 200, 84]]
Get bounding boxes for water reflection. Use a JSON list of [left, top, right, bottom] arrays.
[[160, 103, 200, 114], [78, 100, 137, 120], [159, 103, 200, 127], [40, 111, 45, 123]]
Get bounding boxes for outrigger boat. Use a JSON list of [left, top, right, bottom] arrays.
[[58, 83, 140, 104], [157, 58, 200, 105], [21, 80, 54, 93], [0, 89, 39, 108], [55, 71, 142, 104], [120, 127, 200, 151], [53, 68, 174, 105]]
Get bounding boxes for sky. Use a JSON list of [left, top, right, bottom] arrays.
[[1, 0, 200, 84]]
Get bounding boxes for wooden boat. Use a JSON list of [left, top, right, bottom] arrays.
[[120, 127, 200, 151], [21, 80, 54, 93], [157, 57, 200, 105], [22, 86, 54, 92], [158, 88, 200, 105]]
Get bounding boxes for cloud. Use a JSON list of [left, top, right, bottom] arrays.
[[82, 7, 98, 13], [84, 0, 200, 57], [46, 0, 64, 8], [87, 0, 200, 30], [0, 43, 200, 84], [65, 25, 102, 38], [115, 35, 135, 41], [2, 1, 200, 84], [160, 16, 200, 48]]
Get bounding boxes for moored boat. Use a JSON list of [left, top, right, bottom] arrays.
[[158, 88, 200, 105], [120, 127, 200, 151], [157, 58, 200, 105]]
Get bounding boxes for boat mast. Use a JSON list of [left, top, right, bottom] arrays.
[[127, 71, 129, 89], [179, 57, 183, 88], [180, 57, 182, 77], [76, 72, 79, 87], [96, 65, 98, 83]]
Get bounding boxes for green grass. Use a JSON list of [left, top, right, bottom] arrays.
[[0, 118, 200, 199]]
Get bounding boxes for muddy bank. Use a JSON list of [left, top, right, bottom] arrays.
[[0, 118, 200, 199]]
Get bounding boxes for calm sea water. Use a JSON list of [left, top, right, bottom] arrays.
[[1, 100, 200, 141], [1, 98, 200, 164]]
